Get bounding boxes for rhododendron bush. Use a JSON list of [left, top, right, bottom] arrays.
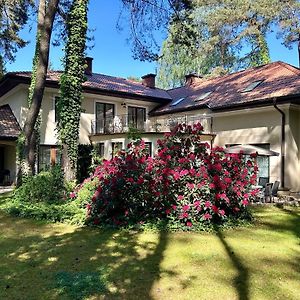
[[72, 123, 258, 229]]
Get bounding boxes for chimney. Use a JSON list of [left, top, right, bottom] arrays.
[[185, 73, 203, 86], [141, 73, 156, 88], [85, 57, 93, 75]]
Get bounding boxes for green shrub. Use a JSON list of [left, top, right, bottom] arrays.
[[14, 166, 65, 203], [73, 177, 99, 208], [3, 197, 86, 225]]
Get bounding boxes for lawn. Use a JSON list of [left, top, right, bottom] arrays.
[[0, 198, 299, 300]]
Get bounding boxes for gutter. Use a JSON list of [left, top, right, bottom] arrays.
[[273, 98, 285, 187]]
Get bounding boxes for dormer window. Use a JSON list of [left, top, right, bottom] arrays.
[[242, 80, 264, 92], [195, 91, 212, 102], [171, 97, 185, 106]]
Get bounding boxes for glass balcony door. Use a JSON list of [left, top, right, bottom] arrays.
[[128, 106, 146, 131], [96, 102, 115, 134]]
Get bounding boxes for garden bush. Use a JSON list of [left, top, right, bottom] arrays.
[[14, 165, 65, 203], [72, 123, 258, 229]]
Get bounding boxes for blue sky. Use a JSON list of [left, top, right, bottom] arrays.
[[6, 0, 300, 79]]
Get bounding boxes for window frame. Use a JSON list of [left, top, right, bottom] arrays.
[[94, 101, 115, 134]]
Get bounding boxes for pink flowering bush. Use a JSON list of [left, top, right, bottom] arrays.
[[72, 123, 258, 229]]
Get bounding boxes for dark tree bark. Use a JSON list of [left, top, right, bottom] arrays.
[[22, 0, 59, 175]]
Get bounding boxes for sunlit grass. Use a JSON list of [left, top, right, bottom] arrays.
[[0, 203, 299, 299]]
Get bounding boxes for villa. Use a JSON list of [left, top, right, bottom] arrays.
[[0, 58, 299, 190]]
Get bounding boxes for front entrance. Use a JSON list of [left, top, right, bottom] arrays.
[[0, 143, 16, 185]]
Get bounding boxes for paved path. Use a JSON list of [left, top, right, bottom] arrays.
[[0, 186, 14, 194]]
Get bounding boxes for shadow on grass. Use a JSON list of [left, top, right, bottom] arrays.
[[254, 206, 300, 240], [0, 213, 171, 299], [279, 207, 300, 239], [215, 228, 249, 300]]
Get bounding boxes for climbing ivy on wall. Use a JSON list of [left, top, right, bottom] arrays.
[[17, 36, 40, 184], [57, 0, 89, 181]]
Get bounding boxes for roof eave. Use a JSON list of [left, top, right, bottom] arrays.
[[0, 74, 171, 103]]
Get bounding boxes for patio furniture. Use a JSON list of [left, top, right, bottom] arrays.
[[224, 145, 279, 156], [264, 183, 273, 203], [258, 177, 269, 187], [271, 181, 280, 202]]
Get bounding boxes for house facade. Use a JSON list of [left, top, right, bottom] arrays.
[[0, 59, 299, 190]]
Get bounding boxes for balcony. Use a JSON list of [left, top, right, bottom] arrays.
[[91, 114, 213, 135]]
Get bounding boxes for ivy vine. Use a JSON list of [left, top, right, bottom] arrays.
[[17, 35, 40, 182], [57, 0, 89, 174]]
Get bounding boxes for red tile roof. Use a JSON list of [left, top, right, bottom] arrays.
[[3, 71, 171, 101], [152, 61, 300, 115], [0, 105, 21, 139]]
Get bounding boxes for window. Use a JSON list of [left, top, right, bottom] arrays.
[[194, 91, 212, 101], [171, 97, 185, 106], [252, 144, 270, 181], [128, 106, 146, 131], [144, 142, 152, 157], [39, 145, 61, 172], [111, 142, 122, 157], [95, 143, 105, 157], [95, 102, 115, 133], [242, 80, 264, 93]]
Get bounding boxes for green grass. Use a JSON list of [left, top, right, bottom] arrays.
[[0, 195, 299, 299]]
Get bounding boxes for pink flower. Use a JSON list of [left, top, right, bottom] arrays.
[[166, 209, 171, 215], [224, 177, 232, 184], [194, 200, 200, 207], [177, 195, 184, 201], [212, 205, 219, 213], [242, 199, 249, 206], [213, 163, 222, 172], [205, 201, 211, 208], [172, 171, 180, 180], [186, 221, 193, 227], [179, 169, 189, 177], [186, 183, 195, 189], [219, 209, 225, 216], [172, 205, 177, 210], [203, 213, 212, 220], [183, 205, 190, 211], [69, 192, 76, 199], [209, 183, 215, 189], [180, 212, 189, 219], [189, 168, 196, 175], [137, 177, 144, 184]]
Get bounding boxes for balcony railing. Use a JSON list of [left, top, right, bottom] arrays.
[[91, 114, 212, 135]]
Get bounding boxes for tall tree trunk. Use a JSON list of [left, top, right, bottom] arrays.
[[22, 0, 59, 175]]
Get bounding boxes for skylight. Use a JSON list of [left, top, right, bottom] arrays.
[[242, 80, 264, 92], [171, 97, 185, 106], [195, 91, 212, 102]]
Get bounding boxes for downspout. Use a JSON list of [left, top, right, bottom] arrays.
[[273, 98, 285, 187], [210, 116, 214, 149]]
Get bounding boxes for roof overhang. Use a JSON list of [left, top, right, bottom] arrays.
[[0, 73, 171, 104]]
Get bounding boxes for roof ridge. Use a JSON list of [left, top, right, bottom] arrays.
[[276, 61, 300, 76], [192, 61, 285, 86], [166, 62, 281, 91]]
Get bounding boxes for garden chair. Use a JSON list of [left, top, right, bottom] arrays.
[[264, 183, 273, 203], [258, 177, 269, 188], [271, 181, 280, 202]]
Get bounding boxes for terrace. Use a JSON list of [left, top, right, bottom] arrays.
[[90, 114, 213, 135]]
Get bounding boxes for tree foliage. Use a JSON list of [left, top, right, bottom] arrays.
[[158, 0, 300, 88], [57, 0, 89, 181], [0, 0, 33, 65], [0, 0, 34, 77], [119, 0, 194, 61]]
